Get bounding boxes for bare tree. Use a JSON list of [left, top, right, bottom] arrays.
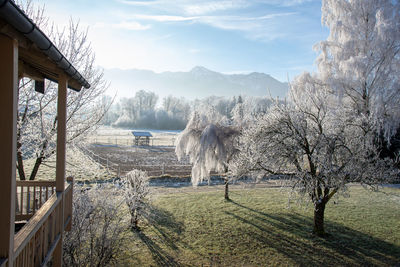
[[16, 0, 110, 180], [122, 169, 151, 230]]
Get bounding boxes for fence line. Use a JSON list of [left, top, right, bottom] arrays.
[[88, 135, 176, 147], [77, 145, 121, 177], [77, 145, 192, 178]]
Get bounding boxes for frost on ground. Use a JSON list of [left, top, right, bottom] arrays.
[[19, 145, 113, 181]]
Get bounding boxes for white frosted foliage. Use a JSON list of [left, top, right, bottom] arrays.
[[122, 169, 151, 229], [317, 0, 400, 140], [176, 105, 239, 186], [230, 0, 400, 235], [15, 1, 110, 181]]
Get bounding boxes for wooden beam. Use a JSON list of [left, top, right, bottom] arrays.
[[56, 74, 67, 192], [18, 60, 44, 81], [0, 33, 17, 267], [54, 74, 67, 267], [18, 47, 59, 80], [19, 47, 82, 91]]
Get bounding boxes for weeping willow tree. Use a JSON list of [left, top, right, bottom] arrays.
[[175, 108, 239, 200]]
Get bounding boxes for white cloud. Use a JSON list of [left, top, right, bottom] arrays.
[[255, 0, 315, 7], [280, 0, 314, 7], [93, 21, 151, 31], [113, 21, 151, 30], [117, 0, 248, 13], [113, 0, 312, 42], [183, 1, 249, 15], [116, 0, 314, 11], [250, 12, 297, 20], [124, 12, 295, 30], [115, 0, 161, 6], [130, 14, 197, 22]]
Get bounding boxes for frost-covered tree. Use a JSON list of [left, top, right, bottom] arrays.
[[176, 106, 239, 200], [122, 169, 151, 230], [16, 0, 109, 180], [63, 184, 127, 266], [232, 73, 397, 236], [231, 0, 400, 236], [317, 0, 400, 145]]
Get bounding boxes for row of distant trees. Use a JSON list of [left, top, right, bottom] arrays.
[[101, 91, 275, 130]]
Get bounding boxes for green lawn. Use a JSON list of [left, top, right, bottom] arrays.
[[118, 186, 400, 266]]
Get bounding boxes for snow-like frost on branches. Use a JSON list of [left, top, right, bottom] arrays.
[[63, 184, 127, 266], [232, 72, 397, 207], [16, 0, 110, 181], [231, 0, 400, 236], [176, 105, 239, 186], [317, 0, 400, 141], [122, 169, 151, 229]]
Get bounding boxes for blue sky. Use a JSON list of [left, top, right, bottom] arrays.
[[40, 0, 328, 82]]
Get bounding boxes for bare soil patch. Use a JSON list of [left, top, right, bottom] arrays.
[[87, 144, 192, 177]]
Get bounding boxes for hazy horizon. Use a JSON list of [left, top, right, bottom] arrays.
[[103, 65, 289, 100]]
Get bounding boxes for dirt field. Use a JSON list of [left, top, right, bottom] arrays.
[[84, 127, 194, 177], [87, 144, 192, 177]]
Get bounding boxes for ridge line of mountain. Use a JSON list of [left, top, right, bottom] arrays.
[[104, 66, 288, 100]]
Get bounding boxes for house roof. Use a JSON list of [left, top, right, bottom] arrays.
[[132, 131, 153, 137], [0, 0, 90, 91]]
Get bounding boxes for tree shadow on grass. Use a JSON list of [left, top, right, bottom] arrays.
[[227, 200, 400, 266], [133, 204, 187, 267], [135, 231, 180, 267]]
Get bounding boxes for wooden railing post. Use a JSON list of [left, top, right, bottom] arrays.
[[0, 33, 17, 267], [54, 74, 68, 267]]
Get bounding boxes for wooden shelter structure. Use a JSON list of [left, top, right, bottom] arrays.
[[0, 1, 90, 266], [132, 131, 153, 146]]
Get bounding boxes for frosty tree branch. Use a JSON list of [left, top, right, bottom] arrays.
[[15, 1, 111, 180]]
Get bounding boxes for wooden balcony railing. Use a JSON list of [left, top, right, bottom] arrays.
[[13, 177, 74, 266], [15, 181, 56, 221]]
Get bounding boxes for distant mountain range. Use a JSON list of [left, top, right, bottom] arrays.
[[104, 66, 289, 100]]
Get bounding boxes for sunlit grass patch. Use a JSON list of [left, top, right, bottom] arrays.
[[120, 186, 400, 266]]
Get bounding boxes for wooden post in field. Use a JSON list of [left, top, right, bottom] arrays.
[[0, 33, 17, 266], [54, 74, 68, 267]]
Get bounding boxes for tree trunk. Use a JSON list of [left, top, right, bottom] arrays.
[[16, 141, 26, 180], [131, 209, 139, 230], [29, 157, 43, 180], [313, 201, 326, 236], [224, 179, 229, 200]]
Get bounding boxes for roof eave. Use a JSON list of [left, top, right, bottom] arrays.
[[0, 0, 90, 90]]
